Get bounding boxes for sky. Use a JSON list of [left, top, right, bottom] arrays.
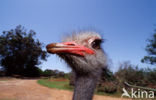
[[0, 0, 156, 72]]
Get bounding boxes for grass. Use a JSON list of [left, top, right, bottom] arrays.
[[37, 78, 123, 98], [37, 78, 73, 91], [95, 91, 122, 97], [37, 78, 156, 99]]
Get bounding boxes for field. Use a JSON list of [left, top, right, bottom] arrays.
[[0, 77, 131, 100], [37, 78, 123, 97]]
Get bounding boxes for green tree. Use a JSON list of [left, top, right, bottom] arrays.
[[141, 29, 156, 65], [0, 25, 48, 77]]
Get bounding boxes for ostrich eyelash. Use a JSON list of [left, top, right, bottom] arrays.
[[94, 39, 104, 43], [99, 39, 105, 43]]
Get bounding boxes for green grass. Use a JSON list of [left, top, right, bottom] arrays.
[[95, 91, 122, 97], [37, 78, 123, 98], [38, 78, 156, 99], [37, 79, 73, 91]]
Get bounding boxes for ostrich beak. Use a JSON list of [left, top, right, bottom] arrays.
[[46, 41, 94, 56]]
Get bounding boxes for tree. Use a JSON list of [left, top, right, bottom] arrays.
[[0, 25, 48, 77], [115, 61, 156, 89], [115, 61, 146, 86], [141, 29, 156, 65]]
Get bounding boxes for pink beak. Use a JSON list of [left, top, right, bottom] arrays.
[[46, 41, 94, 56]]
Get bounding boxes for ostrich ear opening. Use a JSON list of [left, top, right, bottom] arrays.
[[46, 41, 94, 56]]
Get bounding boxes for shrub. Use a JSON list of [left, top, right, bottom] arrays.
[[97, 82, 117, 93], [42, 69, 53, 77]]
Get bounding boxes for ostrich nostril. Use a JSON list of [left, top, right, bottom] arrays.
[[68, 44, 75, 46], [63, 41, 76, 46]]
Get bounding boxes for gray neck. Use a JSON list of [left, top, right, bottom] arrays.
[[72, 74, 98, 100]]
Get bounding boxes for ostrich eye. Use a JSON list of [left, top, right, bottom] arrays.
[[91, 39, 102, 49]]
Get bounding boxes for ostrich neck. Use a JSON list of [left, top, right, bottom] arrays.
[[72, 74, 98, 100]]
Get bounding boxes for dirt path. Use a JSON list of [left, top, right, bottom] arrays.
[[0, 79, 130, 100]]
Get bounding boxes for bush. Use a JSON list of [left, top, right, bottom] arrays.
[[23, 66, 42, 77], [42, 69, 53, 77], [97, 82, 117, 93], [64, 73, 71, 79], [115, 61, 156, 91], [115, 62, 147, 86], [41, 69, 68, 78], [0, 71, 5, 76], [146, 68, 156, 87]]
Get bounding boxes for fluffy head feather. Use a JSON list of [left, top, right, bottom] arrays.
[[59, 31, 107, 75]]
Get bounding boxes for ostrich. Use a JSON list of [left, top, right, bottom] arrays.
[[46, 31, 107, 100]]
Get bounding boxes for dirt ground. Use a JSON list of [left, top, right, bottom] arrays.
[[0, 79, 130, 100]]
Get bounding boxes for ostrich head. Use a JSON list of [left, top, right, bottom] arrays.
[[46, 31, 107, 100], [46, 31, 107, 75]]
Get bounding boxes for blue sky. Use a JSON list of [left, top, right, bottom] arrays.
[[0, 0, 156, 72]]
